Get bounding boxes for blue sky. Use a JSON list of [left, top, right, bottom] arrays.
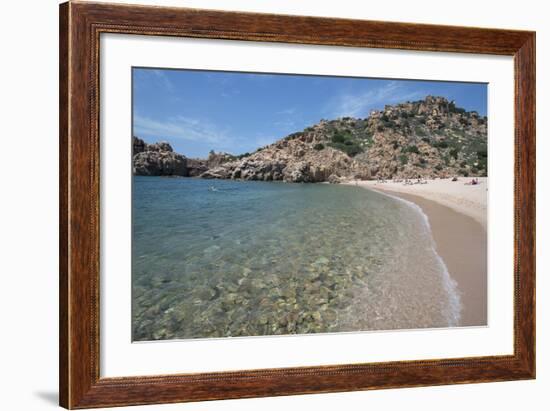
[[133, 68, 487, 158]]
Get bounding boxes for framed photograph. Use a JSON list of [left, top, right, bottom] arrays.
[[59, 1, 535, 408]]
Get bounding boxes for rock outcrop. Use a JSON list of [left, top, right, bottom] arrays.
[[133, 96, 488, 182], [132, 137, 188, 176], [187, 151, 235, 177]]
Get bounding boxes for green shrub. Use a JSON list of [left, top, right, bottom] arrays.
[[331, 131, 352, 144], [415, 126, 427, 137], [313, 143, 325, 151], [421, 137, 430, 143], [477, 148, 488, 158], [344, 145, 363, 156], [475, 153, 488, 173], [286, 132, 302, 140], [399, 154, 408, 165], [452, 107, 465, 114], [404, 145, 419, 154], [328, 142, 363, 157], [434, 141, 448, 149], [450, 148, 459, 159], [331, 134, 345, 144]]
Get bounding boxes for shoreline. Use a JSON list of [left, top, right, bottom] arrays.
[[349, 181, 488, 327], [346, 178, 487, 231]]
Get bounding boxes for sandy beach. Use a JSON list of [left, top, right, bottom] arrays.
[[345, 177, 488, 327], [352, 177, 487, 231]]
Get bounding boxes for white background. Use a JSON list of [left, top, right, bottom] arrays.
[[101, 34, 514, 377], [0, 0, 547, 410]]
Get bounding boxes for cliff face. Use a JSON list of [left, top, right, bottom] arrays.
[[133, 137, 188, 176], [133, 96, 488, 182], [200, 143, 355, 183], [187, 152, 235, 177]]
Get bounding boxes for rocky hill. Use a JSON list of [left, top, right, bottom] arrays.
[[133, 138, 187, 176], [187, 151, 236, 177], [133, 96, 487, 182], [133, 138, 237, 177]]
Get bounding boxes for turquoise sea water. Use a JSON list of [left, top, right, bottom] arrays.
[[132, 177, 460, 341]]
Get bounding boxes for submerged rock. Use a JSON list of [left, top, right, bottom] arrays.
[[315, 256, 330, 265]]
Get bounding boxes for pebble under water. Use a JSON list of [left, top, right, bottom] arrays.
[[132, 177, 460, 341]]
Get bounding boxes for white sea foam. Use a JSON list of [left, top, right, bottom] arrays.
[[372, 189, 463, 327]]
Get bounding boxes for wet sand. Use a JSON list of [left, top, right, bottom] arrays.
[[379, 189, 487, 326]]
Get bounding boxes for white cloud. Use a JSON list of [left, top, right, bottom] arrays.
[[274, 119, 296, 129], [134, 115, 229, 145], [220, 88, 240, 98], [149, 69, 174, 92], [277, 108, 296, 115], [273, 107, 301, 131], [328, 81, 426, 118]]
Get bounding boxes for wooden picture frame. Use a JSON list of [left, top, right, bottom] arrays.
[[59, 1, 535, 408]]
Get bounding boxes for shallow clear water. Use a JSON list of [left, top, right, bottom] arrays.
[[132, 177, 460, 341]]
